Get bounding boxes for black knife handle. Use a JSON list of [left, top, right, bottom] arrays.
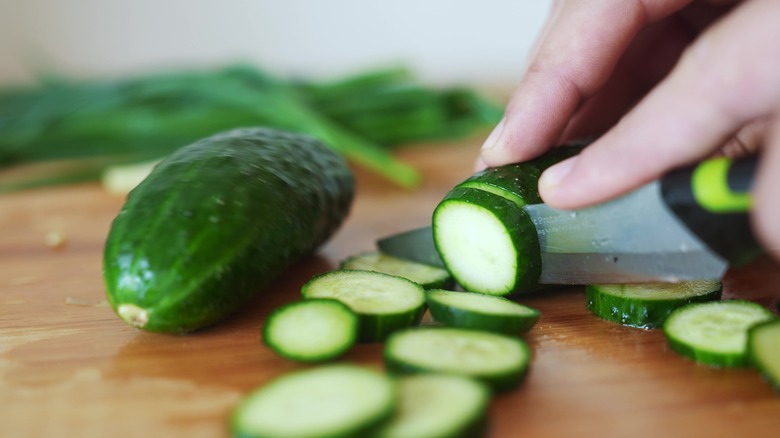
[[660, 156, 761, 267]]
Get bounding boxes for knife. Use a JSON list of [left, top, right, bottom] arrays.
[[377, 156, 760, 284]]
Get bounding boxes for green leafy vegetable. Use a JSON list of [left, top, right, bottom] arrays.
[[0, 64, 502, 191]]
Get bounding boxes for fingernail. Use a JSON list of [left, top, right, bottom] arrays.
[[481, 118, 505, 151], [539, 156, 577, 191]]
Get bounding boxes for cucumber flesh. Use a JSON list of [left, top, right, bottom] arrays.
[[663, 300, 776, 367], [426, 289, 540, 335], [340, 251, 453, 289], [384, 326, 531, 391], [748, 319, 780, 391], [231, 364, 395, 438], [587, 280, 722, 329], [301, 270, 426, 342], [432, 146, 580, 296], [262, 299, 358, 362], [433, 194, 521, 295], [376, 374, 490, 438]]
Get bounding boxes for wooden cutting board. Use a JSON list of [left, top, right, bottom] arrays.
[[1, 140, 778, 438]]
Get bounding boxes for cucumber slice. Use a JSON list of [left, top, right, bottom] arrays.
[[301, 270, 426, 342], [586, 280, 722, 329], [340, 251, 453, 289], [384, 326, 531, 391], [262, 299, 358, 362], [748, 319, 780, 391], [231, 364, 396, 438], [426, 289, 540, 334], [432, 146, 580, 296], [433, 188, 538, 296], [663, 300, 776, 367], [376, 374, 490, 438]]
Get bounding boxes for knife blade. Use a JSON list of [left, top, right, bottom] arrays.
[[377, 156, 760, 284]]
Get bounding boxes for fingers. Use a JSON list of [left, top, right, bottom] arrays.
[[539, 0, 780, 209], [752, 112, 780, 262], [557, 17, 695, 143], [479, 0, 691, 167]]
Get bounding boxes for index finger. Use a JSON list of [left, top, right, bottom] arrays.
[[479, 0, 690, 166]]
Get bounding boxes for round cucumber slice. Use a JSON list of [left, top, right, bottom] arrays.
[[231, 364, 395, 438], [433, 188, 539, 296], [262, 299, 358, 362], [426, 289, 540, 334], [586, 280, 722, 329], [376, 374, 490, 438], [748, 319, 780, 391], [302, 269, 426, 342], [384, 326, 531, 391], [663, 300, 776, 367], [340, 251, 453, 290]]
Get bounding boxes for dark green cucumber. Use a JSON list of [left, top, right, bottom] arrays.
[[340, 251, 454, 289], [748, 319, 780, 391], [426, 289, 540, 335], [384, 326, 531, 392], [586, 280, 723, 329], [231, 364, 396, 438], [663, 300, 776, 367], [301, 269, 426, 342], [375, 374, 490, 438], [103, 127, 354, 333], [262, 299, 358, 362], [432, 146, 580, 296]]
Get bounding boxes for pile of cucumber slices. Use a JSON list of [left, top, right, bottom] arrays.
[[234, 247, 780, 438], [233, 251, 541, 438]]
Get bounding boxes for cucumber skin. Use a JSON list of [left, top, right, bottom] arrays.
[[586, 284, 723, 329], [433, 187, 540, 295], [456, 145, 581, 206], [103, 128, 354, 333], [433, 146, 581, 295], [426, 290, 540, 335]]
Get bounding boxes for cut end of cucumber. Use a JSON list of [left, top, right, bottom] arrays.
[[117, 304, 149, 328], [434, 201, 517, 295]]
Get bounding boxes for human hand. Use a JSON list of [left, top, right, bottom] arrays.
[[478, 0, 780, 259]]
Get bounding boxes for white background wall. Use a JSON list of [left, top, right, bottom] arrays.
[[0, 0, 551, 88]]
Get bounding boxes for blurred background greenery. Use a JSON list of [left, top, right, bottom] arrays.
[[0, 0, 551, 191]]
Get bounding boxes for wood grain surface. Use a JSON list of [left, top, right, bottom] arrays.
[[1, 140, 779, 438]]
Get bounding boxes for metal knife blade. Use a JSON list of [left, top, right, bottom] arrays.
[[376, 180, 728, 284], [525, 180, 727, 284], [377, 226, 445, 268]]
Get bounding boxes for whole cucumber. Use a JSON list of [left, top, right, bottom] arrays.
[[103, 127, 355, 333]]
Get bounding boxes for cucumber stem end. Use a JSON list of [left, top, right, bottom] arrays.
[[118, 304, 149, 328]]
